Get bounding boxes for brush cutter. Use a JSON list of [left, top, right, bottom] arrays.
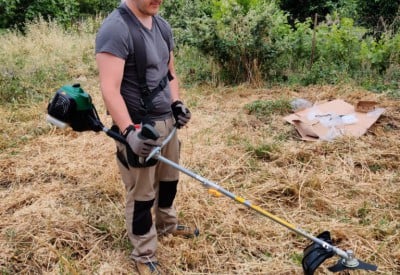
[[46, 84, 378, 274]]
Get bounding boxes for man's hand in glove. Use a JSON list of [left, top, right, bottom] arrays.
[[171, 100, 191, 128], [126, 128, 159, 157]]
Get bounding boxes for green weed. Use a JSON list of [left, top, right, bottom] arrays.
[[246, 143, 279, 161], [290, 252, 303, 265], [245, 99, 292, 119]]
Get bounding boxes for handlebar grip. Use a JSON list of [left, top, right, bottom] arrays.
[[139, 124, 160, 140]]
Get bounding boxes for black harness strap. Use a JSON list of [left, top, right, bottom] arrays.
[[117, 5, 173, 115]]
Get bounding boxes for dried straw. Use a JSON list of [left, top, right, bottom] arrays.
[[1, 84, 399, 274]]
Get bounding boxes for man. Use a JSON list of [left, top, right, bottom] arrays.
[[95, 0, 196, 274]]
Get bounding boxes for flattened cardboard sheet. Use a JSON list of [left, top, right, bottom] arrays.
[[284, 99, 385, 141]]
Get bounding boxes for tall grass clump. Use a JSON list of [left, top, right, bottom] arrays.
[[0, 17, 97, 105], [0, 17, 100, 151]]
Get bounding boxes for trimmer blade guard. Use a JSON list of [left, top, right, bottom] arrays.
[[302, 231, 335, 275]]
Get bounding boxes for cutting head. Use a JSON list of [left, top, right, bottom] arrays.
[[302, 231, 378, 274], [328, 250, 378, 272]]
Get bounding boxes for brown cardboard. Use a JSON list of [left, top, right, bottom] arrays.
[[355, 100, 377, 113], [284, 99, 385, 141]]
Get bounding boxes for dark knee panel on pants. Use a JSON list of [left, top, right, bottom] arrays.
[[158, 180, 178, 208], [132, 199, 154, 235]]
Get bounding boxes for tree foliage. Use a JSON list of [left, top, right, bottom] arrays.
[[0, 0, 118, 29], [278, 0, 400, 34], [356, 0, 400, 35], [279, 0, 339, 26], [0, 0, 399, 92], [161, 0, 399, 89]]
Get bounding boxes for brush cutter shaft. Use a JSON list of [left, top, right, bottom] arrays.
[[96, 124, 352, 261], [155, 154, 350, 261], [103, 127, 127, 144], [103, 125, 370, 267]]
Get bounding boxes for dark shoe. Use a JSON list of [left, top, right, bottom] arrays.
[[136, 261, 162, 275], [170, 224, 200, 238]]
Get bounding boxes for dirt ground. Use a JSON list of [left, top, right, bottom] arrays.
[[1, 84, 399, 274]]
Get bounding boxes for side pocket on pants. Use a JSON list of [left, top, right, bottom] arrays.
[[126, 145, 158, 168], [116, 144, 158, 169], [116, 147, 129, 169]]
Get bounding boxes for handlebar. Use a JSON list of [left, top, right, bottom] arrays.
[[145, 127, 177, 162]]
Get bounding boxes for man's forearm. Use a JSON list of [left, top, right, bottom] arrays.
[[102, 88, 133, 133], [169, 76, 180, 102]]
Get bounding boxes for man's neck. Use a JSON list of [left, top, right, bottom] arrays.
[[125, 0, 153, 29]]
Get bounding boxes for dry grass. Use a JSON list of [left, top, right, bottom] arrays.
[[1, 83, 399, 274], [0, 18, 98, 151]]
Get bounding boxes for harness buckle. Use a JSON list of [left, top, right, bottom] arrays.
[[140, 85, 152, 96]]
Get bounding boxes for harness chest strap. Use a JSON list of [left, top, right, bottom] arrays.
[[117, 5, 173, 113]]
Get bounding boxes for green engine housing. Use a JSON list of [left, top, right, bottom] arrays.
[[47, 83, 102, 132], [59, 83, 93, 111]]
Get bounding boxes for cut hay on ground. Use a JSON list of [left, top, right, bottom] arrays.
[[1, 84, 399, 274]]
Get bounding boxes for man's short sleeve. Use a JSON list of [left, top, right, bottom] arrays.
[[167, 22, 175, 52], [95, 13, 130, 60], [155, 15, 175, 52]]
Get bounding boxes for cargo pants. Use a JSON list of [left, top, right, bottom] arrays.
[[115, 117, 180, 263]]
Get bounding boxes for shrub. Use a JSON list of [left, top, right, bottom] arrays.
[[180, 0, 292, 84], [294, 16, 366, 85], [0, 0, 79, 29]]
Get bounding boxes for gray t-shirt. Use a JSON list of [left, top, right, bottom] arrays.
[[95, 4, 175, 121]]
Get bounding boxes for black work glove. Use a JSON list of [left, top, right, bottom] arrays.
[[171, 100, 191, 129], [126, 128, 159, 157]]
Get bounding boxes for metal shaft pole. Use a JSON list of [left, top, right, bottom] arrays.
[[156, 154, 350, 260]]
